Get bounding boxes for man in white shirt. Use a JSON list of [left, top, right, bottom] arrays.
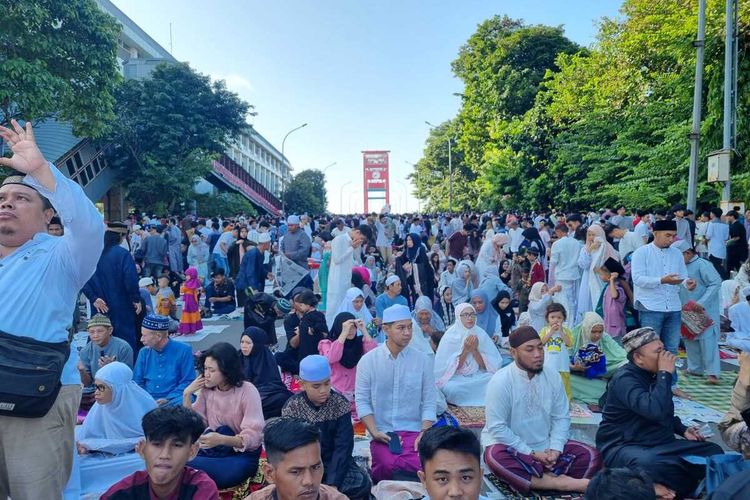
[[604, 224, 645, 262], [482, 326, 601, 495], [356, 304, 436, 483], [330, 218, 350, 238], [550, 224, 582, 318], [630, 219, 696, 397], [507, 219, 525, 254], [704, 207, 729, 279]]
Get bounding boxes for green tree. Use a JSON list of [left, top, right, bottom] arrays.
[[106, 62, 251, 212], [451, 17, 581, 171], [283, 169, 327, 215], [192, 192, 257, 218], [0, 0, 121, 137]]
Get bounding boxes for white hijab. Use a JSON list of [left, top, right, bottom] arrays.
[[434, 303, 502, 387], [78, 362, 157, 454], [335, 287, 374, 325]]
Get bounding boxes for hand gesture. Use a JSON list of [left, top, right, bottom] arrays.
[[684, 427, 705, 442], [93, 298, 109, 314], [609, 272, 619, 282], [660, 274, 683, 286], [0, 120, 48, 174], [184, 375, 205, 396], [198, 432, 225, 449], [134, 302, 142, 315], [339, 320, 355, 341], [657, 350, 677, 373], [98, 355, 116, 368], [371, 430, 391, 445], [463, 335, 478, 353], [76, 442, 89, 455], [685, 278, 697, 291], [549, 284, 562, 294]]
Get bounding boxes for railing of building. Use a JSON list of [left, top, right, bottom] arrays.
[[212, 154, 282, 215]]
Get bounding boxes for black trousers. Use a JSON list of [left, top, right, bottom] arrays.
[[709, 255, 728, 280]]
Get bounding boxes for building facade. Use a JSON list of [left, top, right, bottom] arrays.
[[31, 0, 287, 219]]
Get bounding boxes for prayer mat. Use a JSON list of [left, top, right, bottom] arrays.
[[218, 454, 267, 500], [677, 373, 736, 413], [446, 405, 485, 428], [484, 473, 583, 500]]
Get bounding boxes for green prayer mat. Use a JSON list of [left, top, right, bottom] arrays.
[[677, 372, 736, 413], [485, 474, 583, 500]]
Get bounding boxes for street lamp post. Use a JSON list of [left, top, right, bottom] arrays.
[[404, 160, 421, 212], [280, 122, 308, 215], [322, 162, 337, 172], [425, 121, 453, 213], [394, 180, 409, 214], [340, 181, 353, 214]]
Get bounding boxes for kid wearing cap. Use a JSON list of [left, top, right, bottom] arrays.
[[282, 355, 372, 499]]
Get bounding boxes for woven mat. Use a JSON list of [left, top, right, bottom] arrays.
[[446, 405, 485, 428], [677, 373, 736, 413], [485, 474, 583, 499]]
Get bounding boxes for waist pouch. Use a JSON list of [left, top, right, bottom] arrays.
[[0, 330, 69, 418]]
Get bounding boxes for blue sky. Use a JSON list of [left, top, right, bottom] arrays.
[[111, 0, 623, 213]]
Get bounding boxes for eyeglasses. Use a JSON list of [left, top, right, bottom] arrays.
[[94, 384, 109, 392], [460, 312, 477, 319]]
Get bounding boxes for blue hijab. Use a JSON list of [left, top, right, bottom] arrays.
[[470, 289, 497, 336], [406, 233, 423, 262]]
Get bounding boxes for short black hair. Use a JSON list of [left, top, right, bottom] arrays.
[[727, 210, 739, 219], [353, 223, 373, 241], [418, 426, 481, 469], [297, 290, 319, 307], [585, 468, 655, 500], [545, 302, 567, 320], [710, 207, 723, 218], [212, 268, 226, 277], [264, 417, 321, 465], [637, 209, 648, 217], [142, 405, 205, 444], [198, 342, 244, 388], [49, 216, 62, 227]]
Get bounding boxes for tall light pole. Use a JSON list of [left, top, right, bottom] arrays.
[[394, 180, 409, 214], [404, 160, 421, 212], [322, 161, 337, 172], [687, 0, 706, 211], [425, 121, 453, 213], [340, 181, 352, 214], [280, 122, 308, 215], [721, 0, 738, 203]]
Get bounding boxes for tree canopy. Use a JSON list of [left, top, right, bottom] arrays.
[[283, 169, 328, 215], [415, 1, 750, 211], [105, 62, 251, 212], [0, 0, 121, 138]]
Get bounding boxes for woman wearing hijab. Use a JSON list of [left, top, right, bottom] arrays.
[[334, 285, 374, 320], [411, 295, 446, 355], [77, 362, 157, 455], [575, 225, 620, 324], [491, 290, 516, 345], [434, 303, 502, 406], [451, 260, 477, 306], [469, 289, 501, 342], [569, 312, 627, 405], [187, 234, 210, 285], [434, 285, 456, 328], [478, 265, 512, 301], [395, 233, 435, 308], [239, 327, 292, 419], [476, 233, 509, 278], [318, 312, 378, 414]]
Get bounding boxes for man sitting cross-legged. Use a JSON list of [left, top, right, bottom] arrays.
[[482, 326, 601, 495]]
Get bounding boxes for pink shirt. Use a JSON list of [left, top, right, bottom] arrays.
[[318, 338, 378, 398], [192, 381, 264, 452]]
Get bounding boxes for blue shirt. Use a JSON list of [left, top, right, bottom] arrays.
[[0, 164, 104, 384], [375, 293, 408, 319], [133, 339, 196, 403], [705, 220, 729, 259]]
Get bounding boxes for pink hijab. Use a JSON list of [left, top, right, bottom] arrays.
[[184, 267, 201, 289]]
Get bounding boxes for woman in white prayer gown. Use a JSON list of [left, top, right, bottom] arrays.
[[475, 233, 509, 279], [334, 287, 374, 326], [77, 362, 157, 455], [410, 295, 445, 355], [575, 224, 619, 324], [325, 232, 356, 327], [434, 303, 502, 406]]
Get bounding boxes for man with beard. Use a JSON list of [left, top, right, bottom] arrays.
[[482, 326, 601, 496]]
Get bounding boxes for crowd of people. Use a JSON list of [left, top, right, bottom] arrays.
[[3, 120, 750, 499]]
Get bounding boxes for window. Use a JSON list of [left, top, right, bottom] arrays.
[[79, 169, 88, 186], [66, 159, 76, 176], [85, 165, 94, 181], [73, 152, 83, 170]]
